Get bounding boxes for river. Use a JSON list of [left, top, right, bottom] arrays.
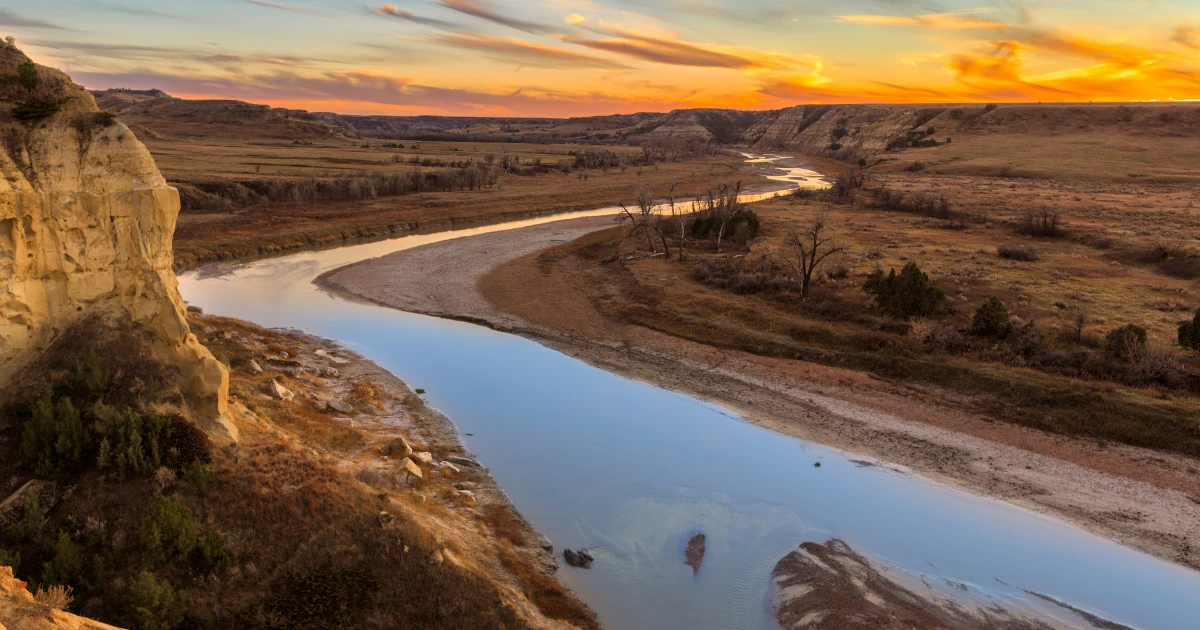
[[179, 156, 1200, 630]]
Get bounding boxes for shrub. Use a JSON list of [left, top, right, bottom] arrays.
[[1178, 311, 1200, 352], [20, 386, 93, 479], [1016, 209, 1065, 238], [194, 527, 233, 574], [97, 408, 170, 481], [984, 103, 998, 113], [1105, 324, 1148, 362], [180, 463, 215, 497], [65, 351, 110, 400], [125, 572, 187, 630], [265, 566, 382, 630], [40, 531, 84, 588], [33, 584, 74, 610], [969, 297, 1016, 339], [862, 262, 948, 319], [94, 111, 117, 127], [18, 60, 39, 94], [998, 245, 1039, 261], [140, 496, 198, 563], [0, 548, 21, 574]]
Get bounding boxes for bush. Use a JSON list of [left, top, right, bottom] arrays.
[[984, 103, 998, 113], [180, 463, 215, 497], [969, 297, 1016, 339], [998, 245, 1038, 261], [18, 60, 39, 93], [20, 386, 93, 479], [140, 496, 198, 563], [0, 547, 21, 574], [862, 262, 948, 319], [1105, 324, 1148, 362], [125, 572, 187, 630], [40, 531, 84, 588], [94, 111, 117, 127], [194, 527, 233, 574], [1016, 209, 1065, 238], [1178, 311, 1200, 351], [264, 566, 382, 630], [96, 407, 170, 482]]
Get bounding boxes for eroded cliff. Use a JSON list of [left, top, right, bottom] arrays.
[[0, 45, 229, 435]]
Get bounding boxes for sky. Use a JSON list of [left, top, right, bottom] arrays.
[[5, 0, 1200, 117]]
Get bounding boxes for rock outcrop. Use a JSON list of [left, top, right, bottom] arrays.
[[0, 566, 124, 630], [0, 45, 229, 434]]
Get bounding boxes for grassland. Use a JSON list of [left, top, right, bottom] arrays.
[[145, 135, 752, 270]]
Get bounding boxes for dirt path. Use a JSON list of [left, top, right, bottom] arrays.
[[317, 217, 1200, 572]]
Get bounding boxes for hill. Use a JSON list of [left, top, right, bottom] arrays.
[[90, 88, 351, 140]]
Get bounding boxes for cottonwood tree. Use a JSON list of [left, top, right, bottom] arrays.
[[780, 212, 846, 298], [690, 182, 747, 253], [667, 182, 687, 261], [617, 189, 670, 257]]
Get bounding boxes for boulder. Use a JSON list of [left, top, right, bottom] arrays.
[[382, 437, 412, 458], [378, 511, 395, 527], [247, 359, 264, 374], [563, 548, 594, 568], [438, 462, 461, 475], [446, 456, 480, 469], [413, 451, 433, 464], [456, 490, 476, 503], [453, 482, 476, 490], [329, 399, 354, 414], [397, 457, 423, 480], [269, 379, 294, 401]]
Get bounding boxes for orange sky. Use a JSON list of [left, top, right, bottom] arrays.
[[8, 1, 1200, 116]]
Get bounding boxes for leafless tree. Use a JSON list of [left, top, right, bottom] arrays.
[[780, 211, 846, 298], [691, 182, 746, 253], [617, 189, 670, 258], [667, 182, 687, 261]]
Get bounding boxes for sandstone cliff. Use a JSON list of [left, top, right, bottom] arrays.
[[0, 45, 229, 435], [0, 567, 124, 630]]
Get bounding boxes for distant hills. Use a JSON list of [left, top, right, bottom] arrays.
[[89, 88, 1200, 164]]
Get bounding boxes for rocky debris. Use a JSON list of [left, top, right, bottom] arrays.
[[315, 366, 340, 378], [445, 456, 480, 469], [382, 437, 413, 458], [311, 398, 328, 412], [330, 356, 350, 365], [186, 305, 203, 314], [0, 566, 124, 629], [429, 550, 444, 566], [562, 548, 594, 569], [332, 417, 356, 427], [455, 490, 476, 503], [378, 511, 395, 527], [537, 534, 554, 552], [397, 457, 423, 481], [685, 533, 706, 575], [269, 379, 294, 401], [437, 461, 461, 475], [248, 359, 264, 374], [0, 48, 229, 426], [329, 399, 354, 414], [413, 451, 433, 464], [453, 482, 476, 491]]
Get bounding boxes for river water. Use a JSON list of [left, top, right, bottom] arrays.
[[179, 156, 1200, 629]]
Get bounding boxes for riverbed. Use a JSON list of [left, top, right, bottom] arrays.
[[179, 156, 1200, 629]]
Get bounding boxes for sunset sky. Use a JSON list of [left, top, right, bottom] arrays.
[[6, 0, 1200, 116]]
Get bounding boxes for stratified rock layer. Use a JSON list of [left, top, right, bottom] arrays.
[[0, 47, 228, 426]]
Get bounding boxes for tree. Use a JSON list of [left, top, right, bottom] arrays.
[[1177, 311, 1200, 352], [125, 572, 187, 630], [863, 262, 947, 319], [969, 297, 1015, 338], [667, 182, 687, 261], [617, 189, 669, 257], [780, 211, 846, 298], [1106, 324, 1147, 362], [18, 60, 38, 96]]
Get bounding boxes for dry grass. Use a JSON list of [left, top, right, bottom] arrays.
[[498, 547, 601, 630]]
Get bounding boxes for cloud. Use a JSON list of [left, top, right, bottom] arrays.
[[0, 8, 66, 30], [431, 32, 627, 69], [374, 5, 461, 30], [438, 0, 555, 34], [1170, 26, 1199, 50], [92, 2, 181, 20], [564, 22, 806, 70], [243, 0, 338, 19], [836, 12, 1006, 30]]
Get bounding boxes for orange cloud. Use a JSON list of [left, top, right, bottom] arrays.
[[563, 22, 805, 71], [431, 32, 628, 69], [836, 12, 1006, 30]]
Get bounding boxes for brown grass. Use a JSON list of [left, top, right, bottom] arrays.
[[498, 547, 601, 630]]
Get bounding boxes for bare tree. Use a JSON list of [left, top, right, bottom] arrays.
[[780, 211, 846, 298], [617, 189, 670, 258], [667, 182, 687, 261]]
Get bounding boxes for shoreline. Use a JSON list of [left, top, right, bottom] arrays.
[[315, 216, 1200, 573]]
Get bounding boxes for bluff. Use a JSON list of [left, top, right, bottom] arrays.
[[0, 44, 230, 435]]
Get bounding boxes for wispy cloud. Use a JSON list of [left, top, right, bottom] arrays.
[[438, 0, 555, 35], [0, 8, 66, 30], [243, 0, 338, 19], [835, 11, 1005, 30], [564, 20, 805, 70], [1171, 26, 1199, 50], [374, 5, 461, 30], [432, 32, 627, 69]]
